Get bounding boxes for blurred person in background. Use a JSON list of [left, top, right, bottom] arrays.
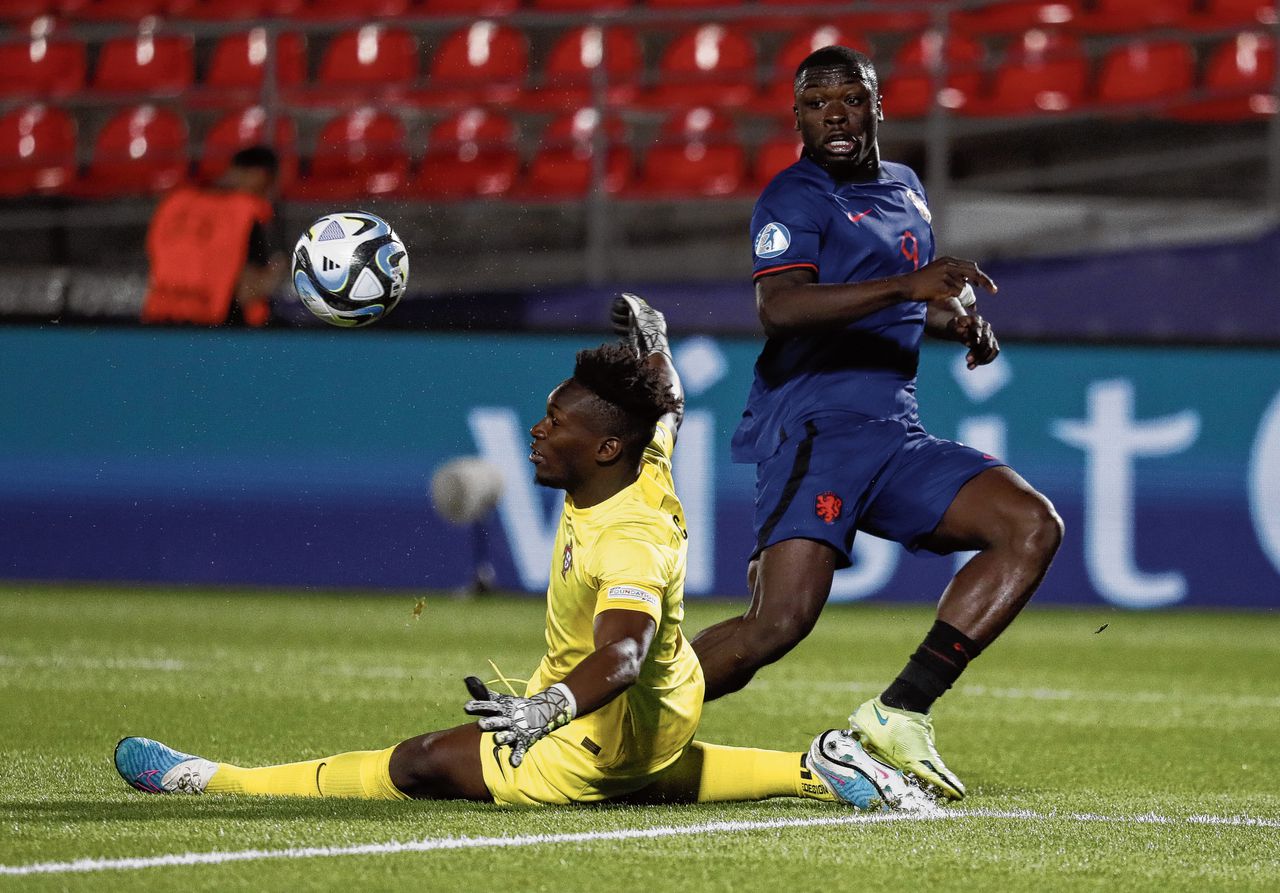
[[690, 46, 1063, 801], [140, 145, 284, 327]]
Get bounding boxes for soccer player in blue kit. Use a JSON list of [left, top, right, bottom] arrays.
[[690, 46, 1064, 801]]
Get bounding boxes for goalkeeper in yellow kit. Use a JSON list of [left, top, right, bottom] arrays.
[[114, 296, 931, 812]]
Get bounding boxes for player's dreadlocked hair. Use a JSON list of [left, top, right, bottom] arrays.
[[793, 45, 878, 98], [573, 342, 681, 461]]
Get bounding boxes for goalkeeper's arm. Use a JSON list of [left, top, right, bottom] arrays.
[[465, 609, 656, 767], [611, 293, 684, 435]]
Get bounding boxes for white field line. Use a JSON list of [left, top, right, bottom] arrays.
[[3, 809, 1278, 877], [754, 679, 1280, 711], [5, 653, 1279, 709]]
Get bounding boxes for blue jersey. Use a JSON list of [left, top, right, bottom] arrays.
[[732, 156, 937, 464]]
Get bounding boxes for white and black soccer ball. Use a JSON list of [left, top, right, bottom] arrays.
[[292, 211, 409, 327]]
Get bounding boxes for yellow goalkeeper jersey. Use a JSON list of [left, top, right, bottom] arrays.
[[525, 421, 704, 777]]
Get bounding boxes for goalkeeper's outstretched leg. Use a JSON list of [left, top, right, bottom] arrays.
[[115, 723, 491, 801]]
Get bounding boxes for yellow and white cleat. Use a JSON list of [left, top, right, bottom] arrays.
[[848, 698, 966, 801]]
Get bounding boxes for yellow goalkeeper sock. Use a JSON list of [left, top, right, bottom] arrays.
[[205, 746, 409, 800], [646, 741, 836, 803]]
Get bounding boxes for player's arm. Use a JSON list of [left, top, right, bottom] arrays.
[[612, 293, 684, 435], [462, 610, 655, 767], [234, 223, 285, 323], [559, 608, 656, 714], [755, 258, 997, 338], [924, 297, 1001, 370]]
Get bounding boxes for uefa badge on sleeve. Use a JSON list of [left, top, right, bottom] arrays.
[[754, 222, 791, 259]]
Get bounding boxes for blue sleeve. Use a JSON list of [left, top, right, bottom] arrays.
[[750, 182, 822, 281]]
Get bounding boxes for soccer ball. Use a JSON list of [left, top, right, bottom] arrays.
[[292, 211, 409, 327]]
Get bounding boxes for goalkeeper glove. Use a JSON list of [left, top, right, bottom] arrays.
[[463, 676, 577, 768], [611, 293, 671, 358]]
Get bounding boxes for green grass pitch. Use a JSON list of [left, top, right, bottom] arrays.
[[2, 585, 1278, 891]]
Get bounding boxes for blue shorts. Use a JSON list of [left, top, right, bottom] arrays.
[[751, 413, 1006, 567]]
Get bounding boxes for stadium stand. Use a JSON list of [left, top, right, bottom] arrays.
[[972, 28, 1088, 116], [1094, 38, 1196, 108], [91, 30, 195, 97], [0, 23, 87, 99], [1171, 31, 1277, 120], [179, 0, 302, 18], [418, 0, 519, 16], [73, 104, 187, 197], [293, 0, 411, 20], [419, 20, 529, 108], [952, 0, 1082, 33], [1073, 0, 1196, 32], [0, 0, 1273, 290], [202, 30, 307, 102], [196, 105, 296, 188], [632, 106, 746, 197], [408, 107, 519, 198], [639, 23, 757, 109], [527, 25, 641, 113], [0, 103, 76, 195], [286, 106, 407, 200], [518, 107, 631, 197], [882, 29, 986, 116], [304, 24, 418, 105]]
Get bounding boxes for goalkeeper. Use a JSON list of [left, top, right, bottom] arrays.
[[114, 295, 926, 811]]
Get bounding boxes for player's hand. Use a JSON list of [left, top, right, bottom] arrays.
[[611, 293, 671, 358], [949, 313, 1000, 369], [463, 676, 577, 768], [904, 257, 997, 307]]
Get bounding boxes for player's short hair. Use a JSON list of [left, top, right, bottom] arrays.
[[230, 145, 280, 176], [573, 343, 680, 460], [793, 45, 878, 98]]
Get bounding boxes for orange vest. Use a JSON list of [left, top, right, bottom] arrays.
[[141, 187, 273, 327]]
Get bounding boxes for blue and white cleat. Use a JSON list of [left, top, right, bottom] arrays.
[[808, 729, 941, 814], [114, 737, 218, 795]]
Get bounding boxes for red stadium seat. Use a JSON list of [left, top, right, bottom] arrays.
[[293, 0, 410, 20], [418, 0, 518, 15], [640, 24, 756, 110], [518, 108, 631, 198], [304, 25, 418, 105], [419, 21, 528, 108], [92, 31, 194, 96], [179, 0, 303, 18], [203, 30, 306, 102], [0, 26, 86, 98], [0, 103, 76, 196], [647, 0, 736, 8], [71, 0, 168, 19], [882, 30, 985, 118], [748, 133, 802, 191], [408, 108, 518, 198], [528, 25, 641, 112], [971, 29, 1087, 116], [530, 0, 629, 10], [753, 24, 872, 117], [75, 104, 187, 197], [954, 0, 1082, 33], [1095, 39, 1195, 110], [1074, 0, 1193, 32], [0, 1, 58, 20], [1190, 0, 1279, 29], [1170, 32, 1277, 120], [632, 107, 746, 197], [197, 106, 297, 189], [288, 107, 407, 200], [841, 0, 931, 34]]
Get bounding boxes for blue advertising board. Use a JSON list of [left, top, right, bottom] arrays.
[[1, 328, 1277, 609]]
